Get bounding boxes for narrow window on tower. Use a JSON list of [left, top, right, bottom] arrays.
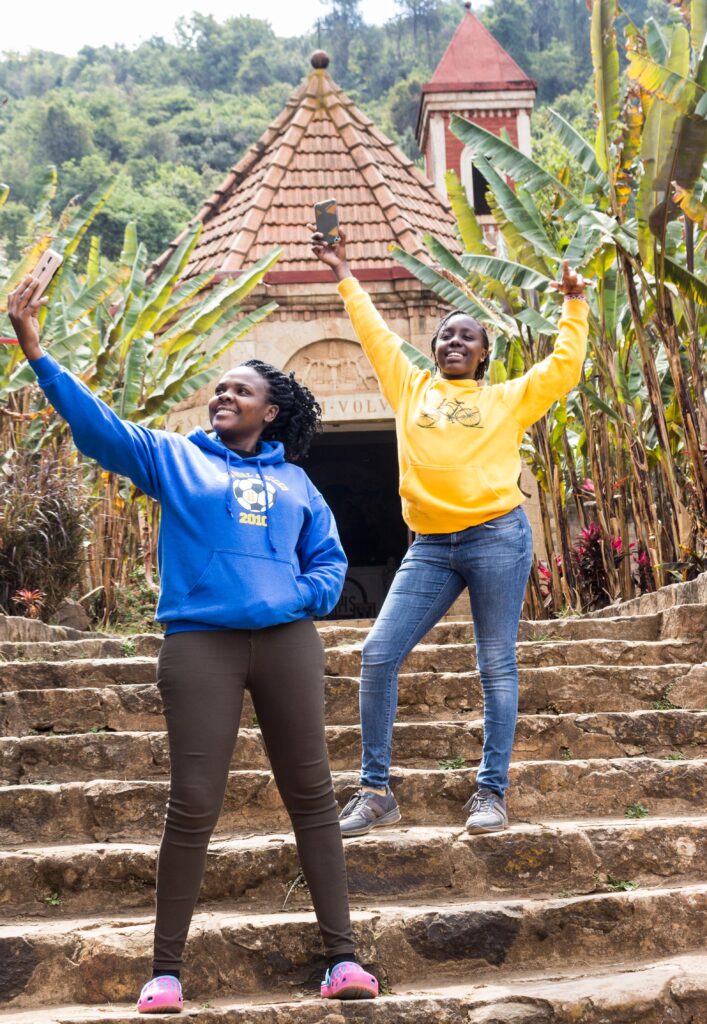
[[471, 165, 491, 216]]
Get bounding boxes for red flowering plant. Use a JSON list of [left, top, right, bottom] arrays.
[[572, 522, 622, 610]]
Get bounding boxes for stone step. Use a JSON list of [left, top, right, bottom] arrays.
[[0, 758, 703, 846], [0, 603, 702, 667], [0, 954, 704, 1023], [0, 885, 705, 1009], [318, 602, 706, 647], [0, 635, 162, 663], [1, 711, 704, 784], [1, 637, 702, 694], [2, 816, 704, 919], [325, 638, 704, 677], [2, 662, 703, 740]]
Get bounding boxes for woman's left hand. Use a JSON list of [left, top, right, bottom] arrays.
[[8, 275, 46, 360], [550, 260, 592, 299]]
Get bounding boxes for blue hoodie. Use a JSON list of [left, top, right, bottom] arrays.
[[30, 354, 347, 633]]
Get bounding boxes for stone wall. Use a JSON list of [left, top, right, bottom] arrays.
[[588, 571, 707, 618]]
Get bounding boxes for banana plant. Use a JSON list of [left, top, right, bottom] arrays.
[[0, 176, 282, 618], [393, 1, 706, 613]]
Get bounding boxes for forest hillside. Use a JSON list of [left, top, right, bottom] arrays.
[[0, 0, 677, 260]]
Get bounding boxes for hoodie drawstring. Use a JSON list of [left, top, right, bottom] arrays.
[[256, 460, 277, 554], [225, 450, 234, 518]]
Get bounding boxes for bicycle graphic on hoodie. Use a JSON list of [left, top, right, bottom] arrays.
[[416, 397, 483, 429]]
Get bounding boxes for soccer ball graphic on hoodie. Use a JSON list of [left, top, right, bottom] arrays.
[[232, 476, 277, 514]]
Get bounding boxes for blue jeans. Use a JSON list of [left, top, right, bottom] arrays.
[[360, 506, 533, 796]]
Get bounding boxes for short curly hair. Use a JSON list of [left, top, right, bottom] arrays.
[[431, 311, 490, 381], [243, 359, 322, 462]]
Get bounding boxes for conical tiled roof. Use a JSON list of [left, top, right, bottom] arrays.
[[154, 58, 459, 283], [426, 6, 535, 92]]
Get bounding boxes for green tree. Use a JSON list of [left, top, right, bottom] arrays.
[[481, 0, 535, 73], [39, 99, 94, 165], [320, 0, 364, 76]]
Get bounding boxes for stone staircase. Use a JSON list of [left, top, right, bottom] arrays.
[[0, 587, 705, 1023]]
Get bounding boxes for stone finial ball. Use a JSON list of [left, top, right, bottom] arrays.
[[310, 50, 331, 69]]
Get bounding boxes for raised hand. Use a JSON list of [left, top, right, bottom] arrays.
[[7, 276, 46, 360], [550, 260, 591, 300], [310, 226, 352, 282]]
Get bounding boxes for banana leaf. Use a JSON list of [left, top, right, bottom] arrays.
[[644, 18, 668, 63], [121, 224, 204, 348], [423, 235, 469, 279], [63, 268, 131, 325], [450, 115, 598, 227], [200, 303, 279, 370], [391, 246, 510, 330], [400, 340, 434, 373], [60, 182, 116, 266], [118, 336, 148, 418], [150, 273, 218, 334], [87, 236, 101, 287], [472, 155, 556, 263], [591, 0, 621, 174], [627, 31, 704, 113], [515, 307, 559, 334], [461, 254, 554, 293], [547, 109, 609, 189], [693, 0, 706, 55], [444, 170, 491, 254], [663, 255, 707, 304]]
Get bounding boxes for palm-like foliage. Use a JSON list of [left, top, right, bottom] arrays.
[[0, 174, 281, 619], [395, 1, 706, 614]]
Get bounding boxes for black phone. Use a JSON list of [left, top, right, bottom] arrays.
[[314, 198, 340, 245]]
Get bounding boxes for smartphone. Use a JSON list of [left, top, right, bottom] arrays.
[[30, 248, 63, 296], [314, 198, 340, 245]]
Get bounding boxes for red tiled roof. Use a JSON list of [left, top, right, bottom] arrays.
[[425, 8, 535, 92], [153, 63, 459, 283]]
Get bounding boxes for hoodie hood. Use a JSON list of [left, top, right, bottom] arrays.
[[187, 429, 286, 465]]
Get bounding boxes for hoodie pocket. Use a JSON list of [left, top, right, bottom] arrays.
[[178, 550, 305, 628], [400, 463, 502, 512]]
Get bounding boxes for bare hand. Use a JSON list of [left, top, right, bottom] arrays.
[[310, 225, 352, 281], [7, 276, 46, 360], [550, 260, 592, 299]]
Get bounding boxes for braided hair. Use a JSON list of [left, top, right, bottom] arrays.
[[243, 359, 322, 463], [430, 311, 491, 381]]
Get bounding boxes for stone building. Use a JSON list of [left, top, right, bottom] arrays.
[[156, 12, 541, 617]]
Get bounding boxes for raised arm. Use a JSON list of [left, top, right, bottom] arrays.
[[501, 261, 591, 429], [8, 276, 162, 499], [311, 227, 415, 412]]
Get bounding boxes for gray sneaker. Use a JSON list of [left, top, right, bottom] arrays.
[[339, 788, 401, 837], [464, 788, 508, 833]]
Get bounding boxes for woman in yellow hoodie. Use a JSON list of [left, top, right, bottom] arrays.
[[312, 228, 590, 836]]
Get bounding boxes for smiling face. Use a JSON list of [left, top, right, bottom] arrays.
[[433, 314, 489, 380], [207, 365, 279, 451]]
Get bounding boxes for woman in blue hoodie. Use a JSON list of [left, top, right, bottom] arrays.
[[8, 275, 379, 1011]]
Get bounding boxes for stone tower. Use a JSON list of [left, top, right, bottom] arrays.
[[416, 2, 537, 242]]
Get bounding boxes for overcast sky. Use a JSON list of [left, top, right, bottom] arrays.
[[2, 0, 404, 56]]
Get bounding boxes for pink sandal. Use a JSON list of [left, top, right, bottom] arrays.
[[137, 975, 184, 1013], [321, 961, 379, 1000]]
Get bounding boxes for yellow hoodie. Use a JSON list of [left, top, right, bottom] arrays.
[[338, 277, 589, 534]]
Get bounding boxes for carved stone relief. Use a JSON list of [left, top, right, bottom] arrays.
[[284, 340, 379, 394]]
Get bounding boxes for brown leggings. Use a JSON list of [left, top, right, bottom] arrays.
[[153, 620, 355, 971]]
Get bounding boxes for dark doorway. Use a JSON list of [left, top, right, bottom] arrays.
[[472, 165, 491, 216], [304, 429, 408, 618]]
